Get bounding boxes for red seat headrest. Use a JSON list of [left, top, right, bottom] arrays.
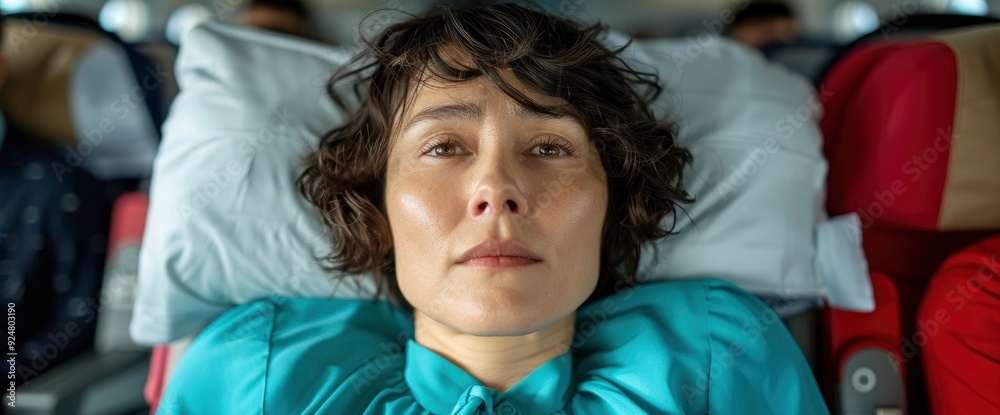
[[822, 25, 1000, 231]]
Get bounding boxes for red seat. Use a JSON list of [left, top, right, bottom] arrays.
[[819, 25, 1000, 414], [145, 345, 170, 414], [920, 235, 1000, 413]]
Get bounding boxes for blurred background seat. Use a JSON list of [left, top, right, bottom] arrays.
[[0, 12, 172, 415], [818, 21, 1000, 415], [11, 194, 151, 415]]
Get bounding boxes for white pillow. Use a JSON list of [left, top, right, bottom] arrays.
[[131, 22, 871, 346], [616, 35, 865, 300], [131, 22, 373, 345]]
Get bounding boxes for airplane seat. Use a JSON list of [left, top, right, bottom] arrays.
[[813, 13, 1000, 92], [9, 193, 151, 415], [846, 14, 1000, 46], [818, 23, 1000, 414], [144, 337, 191, 414], [1, 15, 166, 415], [4, 12, 170, 133], [919, 234, 1000, 413], [1, 13, 161, 186]]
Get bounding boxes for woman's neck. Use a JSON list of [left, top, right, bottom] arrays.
[[412, 311, 576, 393]]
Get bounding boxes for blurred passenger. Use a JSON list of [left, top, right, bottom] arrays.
[[238, 0, 313, 39], [725, 1, 798, 49], [0, 13, 110, 385]]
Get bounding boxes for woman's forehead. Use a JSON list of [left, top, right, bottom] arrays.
[[403, 71, 574, 121]]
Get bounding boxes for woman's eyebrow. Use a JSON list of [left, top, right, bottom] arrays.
[[404, 103, 483, 131], [403, 102, 579, 132], [515, 104, 580, 121]]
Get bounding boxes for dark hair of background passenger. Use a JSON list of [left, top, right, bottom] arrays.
[[297, 1, 692, 309], [249, 0, 309, 18], [728, 1, 795, 30]]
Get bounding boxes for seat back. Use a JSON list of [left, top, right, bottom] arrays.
[[96, 193, 150, 354], [822, 27, 1000, 231], [0, 16, 161, 180], [819, 24, 1000, 413], [0, 12, 162, 387]]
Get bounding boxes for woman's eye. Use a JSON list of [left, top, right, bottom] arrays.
[[432, 145, 455, 156], [425, 141, 464, 157], [531, 143, 572, 157], [422, 139, 572, 158]]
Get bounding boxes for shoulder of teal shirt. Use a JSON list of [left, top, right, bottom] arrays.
[[157, 278, 828, 415], [156, 295, 417, 414], [568, 278, 828, 414], [698, 279, 829, 415]]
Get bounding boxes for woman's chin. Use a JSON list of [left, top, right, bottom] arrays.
[[406, 276, 589, 337], [440, 295, 573, 337]]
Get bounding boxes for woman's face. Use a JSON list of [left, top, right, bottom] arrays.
[[384, 71, 608, 336]]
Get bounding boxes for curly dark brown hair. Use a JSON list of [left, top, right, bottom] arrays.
[[297, 1, 692, 307]]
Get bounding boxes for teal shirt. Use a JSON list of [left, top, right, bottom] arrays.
[[158, 279, 829, 414]]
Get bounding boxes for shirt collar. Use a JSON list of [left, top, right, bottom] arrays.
[[404, 339, 573, 414]]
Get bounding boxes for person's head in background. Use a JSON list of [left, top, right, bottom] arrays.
[[238, 0, 311, 38], [725, 1, 798, 49]]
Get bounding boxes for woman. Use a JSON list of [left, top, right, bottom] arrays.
[[158, 3, 828, 414]]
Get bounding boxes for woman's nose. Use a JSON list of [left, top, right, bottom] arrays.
[[467, 163, 527, 220]]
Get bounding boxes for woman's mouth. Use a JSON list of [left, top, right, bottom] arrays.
[[458, 256, 543, 269]]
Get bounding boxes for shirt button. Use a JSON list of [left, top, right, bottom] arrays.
[[497, 401, 516, 415]]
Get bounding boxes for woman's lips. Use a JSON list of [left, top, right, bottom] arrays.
[[458, 256, 543, 270], [456, 239, 543, 269]]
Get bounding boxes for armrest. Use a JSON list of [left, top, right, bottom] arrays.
[[837, 343, 906, 414], [822, 273, 907, 414], [11, 351, 148, 415], [145, 335, 195, 413]]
